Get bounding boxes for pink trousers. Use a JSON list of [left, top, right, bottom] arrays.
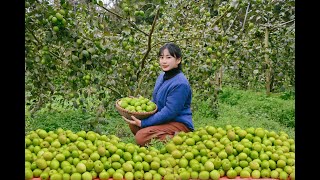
[[129, 121, 191, 146]]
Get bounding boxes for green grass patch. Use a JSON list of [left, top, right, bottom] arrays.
[[218, 87, 295, 128], [25, 87, 295, 142], [25, 109, 93, 133]]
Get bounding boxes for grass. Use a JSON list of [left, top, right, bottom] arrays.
[[25, 86, 295, 145], [192, 87, 295, 139]]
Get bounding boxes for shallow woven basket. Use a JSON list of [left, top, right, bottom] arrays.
[[115, 98, 157, 120]]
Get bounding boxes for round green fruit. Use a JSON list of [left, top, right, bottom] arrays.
[[53, 26, 59, 32]]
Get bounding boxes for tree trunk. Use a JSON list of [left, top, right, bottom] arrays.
[[211, 69, 222, 119], [264, 27, 272, 96], [237, 60, 247, 89], [219, 65, 224, 90], [214, 65, 224, 101], [214, 67, 222, 98]]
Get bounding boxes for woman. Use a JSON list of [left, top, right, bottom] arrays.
[[122, 42, 194, 146]]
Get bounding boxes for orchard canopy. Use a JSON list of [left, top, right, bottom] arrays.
[[25, 0, 295, 116]]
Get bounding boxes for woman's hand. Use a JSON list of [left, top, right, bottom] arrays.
[[122, 116, 142, 127]]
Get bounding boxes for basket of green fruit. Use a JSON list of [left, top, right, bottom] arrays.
[[115, 96, 157, 120]]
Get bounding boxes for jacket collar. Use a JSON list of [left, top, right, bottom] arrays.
[[163, 67, 181, 81]]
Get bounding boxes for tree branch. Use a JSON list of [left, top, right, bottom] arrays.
[[26, 26, 69, 64], [151, 36, 202, 49], [106, 85, 122, 97], [241, 2, 251, 32], [97, 4, 149, 36], [136, 8, 160, 81], [226, 8, 242, 34], [212, 5, 235, 27], [134, 71, 153, 97], [269, 19, 295, 30], [48, 51, 68, 62], [26, 26, 40, 44]]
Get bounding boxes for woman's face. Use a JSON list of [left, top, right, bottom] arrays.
[[159, 48, 181, 72]]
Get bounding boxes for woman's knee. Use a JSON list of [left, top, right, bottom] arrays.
[[135, 130, 150, 146], [135, 127, 171, 146], [129, 124, 140, 135]]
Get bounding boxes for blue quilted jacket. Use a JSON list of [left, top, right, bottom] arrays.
[[141, 71, 194, 131]]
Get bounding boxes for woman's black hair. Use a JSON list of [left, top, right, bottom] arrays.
[[158, 42, 182, 70]]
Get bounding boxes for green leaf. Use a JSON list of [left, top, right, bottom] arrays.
[[99, 0, 103, 6], [64, 51, 72, 57], [122, 27, 131, 35]]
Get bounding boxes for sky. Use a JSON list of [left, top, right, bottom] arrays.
[[100, 0, 114, 7]]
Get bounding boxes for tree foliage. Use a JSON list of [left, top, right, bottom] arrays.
[[25, 0, 295, 117]]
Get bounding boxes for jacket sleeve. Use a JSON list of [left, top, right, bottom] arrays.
[[141, 83, 190, 128]]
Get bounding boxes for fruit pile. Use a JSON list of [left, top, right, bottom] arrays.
[[118, 96, 157, 113], [25, 125, 295, 180]]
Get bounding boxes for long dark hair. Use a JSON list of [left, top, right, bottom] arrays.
[[158, 42, 182, 70]]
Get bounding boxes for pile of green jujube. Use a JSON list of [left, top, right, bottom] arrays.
[[25, 125, 295, 180], [118, 96, 157, 113]]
